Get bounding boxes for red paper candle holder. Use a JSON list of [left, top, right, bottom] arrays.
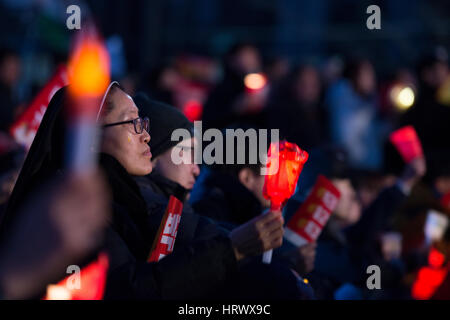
[[389, 125, 424, 163], [263, 140, 309, 210]]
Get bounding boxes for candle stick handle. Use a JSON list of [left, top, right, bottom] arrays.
[[263, 201, 283, 264], [271, 202, 282, 211]]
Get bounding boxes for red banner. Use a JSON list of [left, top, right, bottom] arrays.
[[148, 196, 184, 262], [9, 66, 69, 149], [285, 175, 341, 246]]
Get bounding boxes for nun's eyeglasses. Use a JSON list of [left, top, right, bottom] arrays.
[[103, 117, 150, 134]]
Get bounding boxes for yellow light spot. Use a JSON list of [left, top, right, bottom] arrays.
[[391, 85, 415, 111], [303, 278, 309, 284], [244, 73, 267, 90]]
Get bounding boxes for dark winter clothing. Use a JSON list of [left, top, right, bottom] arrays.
[[266, 90, 327, 151], [202, 68, 266, 130], [139, 170, 314, 299], [102, 154, 238, 299]]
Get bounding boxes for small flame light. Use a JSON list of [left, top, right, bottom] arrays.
[[244, 73, 267, 91], [46, 285, 72, 300], [68, 33, 110, 99], [390, 85, 415, 111]]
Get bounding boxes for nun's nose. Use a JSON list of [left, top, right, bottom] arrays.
[[142, 129, 150, 144]]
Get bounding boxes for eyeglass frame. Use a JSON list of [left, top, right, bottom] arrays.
[[102, 117, 150, 135]]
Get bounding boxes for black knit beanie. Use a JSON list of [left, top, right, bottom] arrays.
[[133, 92, 194, 159]]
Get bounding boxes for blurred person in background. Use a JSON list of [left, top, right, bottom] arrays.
[[266, 64, 327, 151], [400, 47, 450, 153], [0, 48, 21, 133], [391, 150, 450, 272], [285, 145, 426, 299], [138, 63, 181, 106], [264, 56, 291, 88], [325, 58, 384, 171], [202, 43, 268, 130]]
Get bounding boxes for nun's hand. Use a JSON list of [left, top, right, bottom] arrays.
[[229, 209, 284, 261], [50, 170, 110, 255], [0, 169, 110, 299]]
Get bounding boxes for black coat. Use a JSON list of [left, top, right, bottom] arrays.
[[102, 158, 238, 300]]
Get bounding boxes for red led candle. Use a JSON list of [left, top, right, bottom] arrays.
[[44, 253, 109, 300], [412, 247, 448, 300], [261, 140, 308, 264], [263, 140, 309, 211], [65, 24, 110, 172], [389, 125, 423, 163]]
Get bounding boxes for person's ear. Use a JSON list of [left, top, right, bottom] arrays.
[[238, 168, 254, 190]]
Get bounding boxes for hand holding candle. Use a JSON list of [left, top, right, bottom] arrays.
[[261, 140, 309, 263]]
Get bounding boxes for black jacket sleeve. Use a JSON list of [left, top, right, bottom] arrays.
[[103, 197, 239, 300]]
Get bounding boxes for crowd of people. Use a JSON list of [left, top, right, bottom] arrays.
[[0, 41, 449, 300]]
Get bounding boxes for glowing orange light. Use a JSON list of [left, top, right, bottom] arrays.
[[44, 253, 109, 300], [46, 285, 72, 300], [68, 30, 110, 98], [244, 73, 267, 91]]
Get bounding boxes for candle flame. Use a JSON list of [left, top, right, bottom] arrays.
[[68, 29, 110, 98], [244, 73, 267, 90]]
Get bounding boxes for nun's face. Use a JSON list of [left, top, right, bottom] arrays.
[[101, 89, 152, 176]]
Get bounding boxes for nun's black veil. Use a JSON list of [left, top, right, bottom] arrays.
[[0, 87, 70, 240], [0, 85, 152, 251]]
